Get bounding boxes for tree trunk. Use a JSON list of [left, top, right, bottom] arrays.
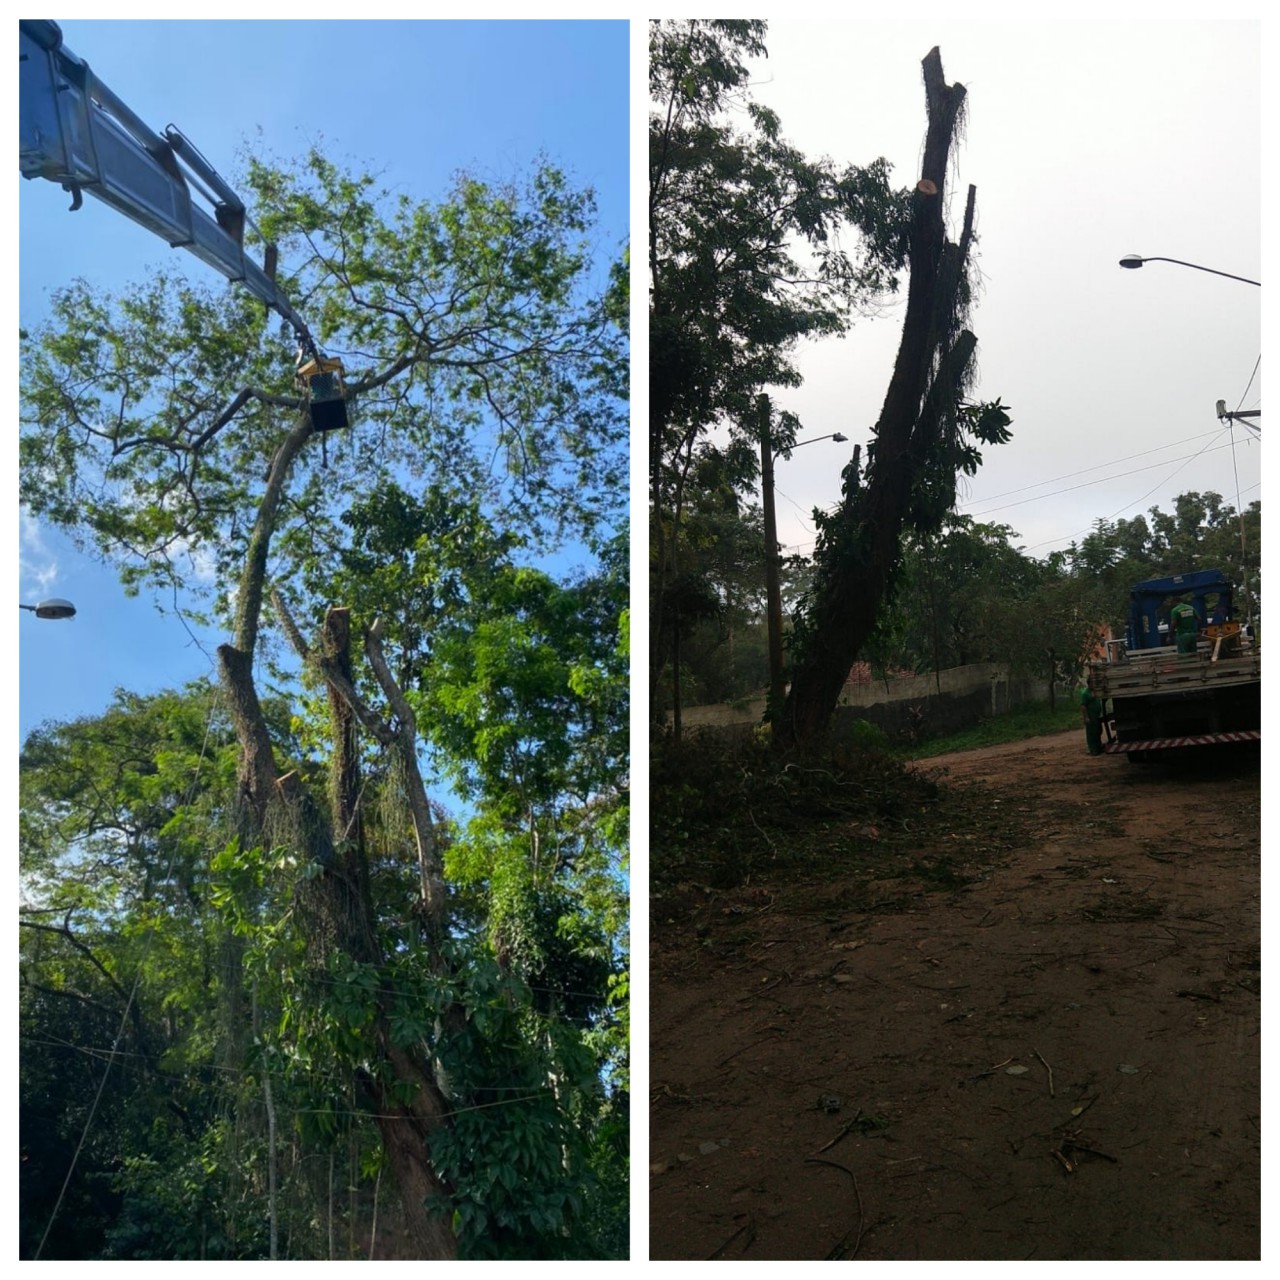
[[367, 1043, 458, 1260], [777, 48, 974, 749], [307, 609, 458, 1257], [218, 420, 458, 1258]]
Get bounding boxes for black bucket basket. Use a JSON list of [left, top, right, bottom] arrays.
[[297, 356, 350, 432]]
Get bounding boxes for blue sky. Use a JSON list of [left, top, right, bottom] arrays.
[[16, 18, 629, 744]]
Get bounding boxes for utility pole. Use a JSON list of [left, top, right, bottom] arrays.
[[758, 396, 849, 726], [759, 394, 787, 724]]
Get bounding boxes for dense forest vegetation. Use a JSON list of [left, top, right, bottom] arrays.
[[658, 491, 1261, 714], [20, 149, 629, 1259]]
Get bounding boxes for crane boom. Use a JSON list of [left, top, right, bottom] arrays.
[[19, 18, 316, 356]]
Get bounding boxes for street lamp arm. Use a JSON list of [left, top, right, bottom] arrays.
[[788, 431, 849, 451], [1119, 254, 1260, 286]]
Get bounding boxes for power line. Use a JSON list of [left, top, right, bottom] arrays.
[[964, 437, 1238, 522], [957, 428, 1223, 512], [784, 434, 1257, 558], [1234, 354, 1261, 413], [19, 1035, 562, 1118], [781, 420, 1256, 557], [1020, 429, 1239, 553]]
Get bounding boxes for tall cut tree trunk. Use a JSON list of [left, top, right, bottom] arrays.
[[218, 416, 459, 1259], [777, 48, 975, 749]]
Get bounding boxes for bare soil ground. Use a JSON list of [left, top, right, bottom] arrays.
[[649, 731, 1260, 1260]]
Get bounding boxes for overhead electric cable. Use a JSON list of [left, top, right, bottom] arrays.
[[780, 413, 1257, 558], [957, 428, 1221, 511], [1020, 430, 1228, 553], [965, 438, 1237, 521]]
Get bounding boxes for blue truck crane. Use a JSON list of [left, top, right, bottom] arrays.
[[19, 18, 348, 431], [1089, 569, 1260, 761]]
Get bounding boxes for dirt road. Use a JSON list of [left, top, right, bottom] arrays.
[[649, 730, 1260, 1260]]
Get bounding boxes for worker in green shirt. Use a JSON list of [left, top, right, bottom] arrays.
[[1078, 674, 1105, 756], [1170, 598, 1201, 656]]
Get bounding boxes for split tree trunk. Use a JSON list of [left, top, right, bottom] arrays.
[[776, 48, 975, 750]]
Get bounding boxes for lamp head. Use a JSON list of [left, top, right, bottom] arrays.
[[33, 598, 76, 620]]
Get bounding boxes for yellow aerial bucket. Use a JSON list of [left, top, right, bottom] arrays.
[[296, 354, 349, 432]]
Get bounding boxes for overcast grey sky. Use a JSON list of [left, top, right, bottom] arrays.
[[738, 19, 1261, 561]]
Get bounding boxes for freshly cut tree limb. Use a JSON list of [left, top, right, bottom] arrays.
[[366, 617, 447, 940], [269, 588, 447, 939], [270, 588, 396, 749]]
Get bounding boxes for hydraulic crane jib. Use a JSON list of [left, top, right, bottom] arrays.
[[19, 18, 348, 429]]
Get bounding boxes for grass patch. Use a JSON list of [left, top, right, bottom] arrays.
[[904, 701, 1081, 760]]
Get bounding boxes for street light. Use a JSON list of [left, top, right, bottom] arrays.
[[757, 395, 850, 722], [1121, 252, 1261, 627], [781, 430, 848, 455], [1118, 254, 1260, 287], [19, 597, 76, 619]]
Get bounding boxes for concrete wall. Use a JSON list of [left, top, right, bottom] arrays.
[[680, 663, 1052, 741]]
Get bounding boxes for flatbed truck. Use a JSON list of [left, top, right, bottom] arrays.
[[1088, 569, 1260, 760]]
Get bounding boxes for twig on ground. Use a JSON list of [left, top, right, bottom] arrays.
[[814, 1109, 863, 1154], [1060, 1133, 1118, 1164], [1053, 1092, 1099, 1130], [747, 809, 776, 855], [706, 1214, 755, 1260], [805, 1156, 865, 1260], [717, 1030, 784, 1067], [967, 1056, 1014, 1081], [1032, 1047, 1055, 1097]]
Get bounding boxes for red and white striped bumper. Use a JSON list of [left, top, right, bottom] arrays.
[[1104, 730, 1261, 753]]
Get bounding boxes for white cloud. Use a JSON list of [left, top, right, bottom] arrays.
[[19, 508, 60, 597]]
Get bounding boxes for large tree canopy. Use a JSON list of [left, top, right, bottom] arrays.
[[20, 149, 628, 1260], [22, 151, 626, 607], [648, 18, 909, 732]]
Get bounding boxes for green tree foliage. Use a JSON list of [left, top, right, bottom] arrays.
[[653, 449, 773, 708], [649, 18, 908, 729], [20, 685, 266, 1259], [21, 152, 625, 611], [855, 492, 1260, 686], [875, 515, 1046, 674], [1056, 491, 1261, 651], [20, 147, 627, 1259]]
